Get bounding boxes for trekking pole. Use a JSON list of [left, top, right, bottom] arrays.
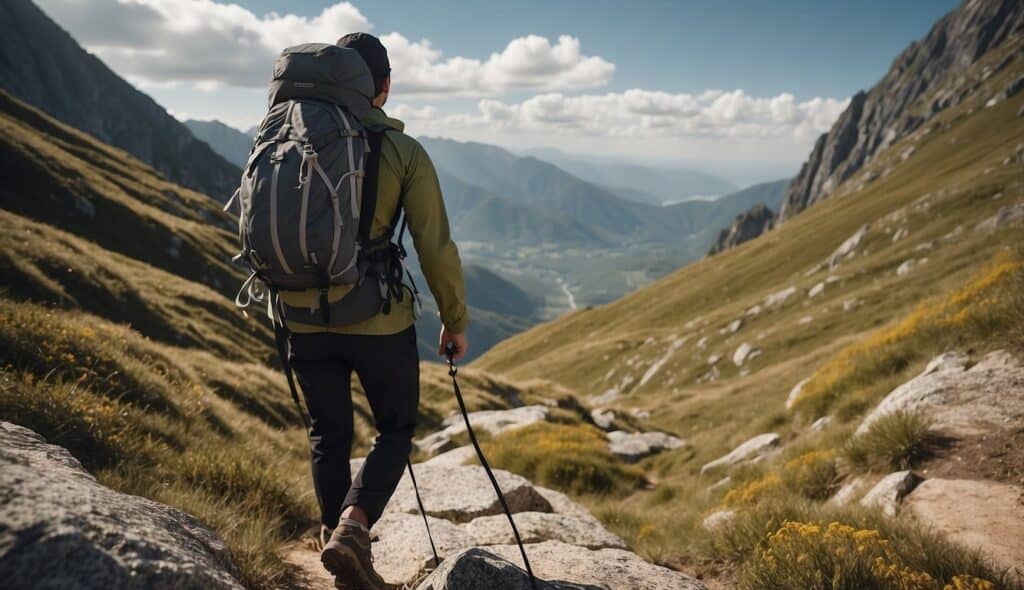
[[445, 343, 538, 590]]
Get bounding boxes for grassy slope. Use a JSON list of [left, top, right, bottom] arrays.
[[475, 37, 1024, 587], [0, 91, 570, 589]]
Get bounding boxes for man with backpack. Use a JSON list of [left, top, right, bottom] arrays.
[[232, 33, 468, 589]]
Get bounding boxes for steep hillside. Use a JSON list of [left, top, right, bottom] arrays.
[[779, 0, 1024, 222], [476, 21, 1024, 587], [0, 0, 240, 200], [0, 90, 573, 589], [185, 119, 254, 168]]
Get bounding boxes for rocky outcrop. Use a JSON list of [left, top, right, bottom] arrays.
[[415, 406, 549, 455], [707, 203, 775, 255], [606, 431, 684, 462], [701, 433, 780, 475], [778, 0, 1024, 222], [856, 350, 1024, 437], [0, 422, 244, 589], [903, 478, 1024, 578], [860, 470, 920, 517], [0, 0, 240, 200], [366, 460, 704, 589]]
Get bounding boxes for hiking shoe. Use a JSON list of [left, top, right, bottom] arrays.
[[321, 522, 391, 590]]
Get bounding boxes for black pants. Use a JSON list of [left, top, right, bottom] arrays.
[[288, 326, 419, 529]]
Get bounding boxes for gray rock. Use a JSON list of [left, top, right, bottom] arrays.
[[903, 479, 1024, 577], [590, 409, 615, 430], [786, 377, 812, 410], [707, 354, 722, 366], [700, 433, 780, 475], [860, 471, 920, 516], [707, 203, 775, 256], [416, 406, 550, 455], [373, 512, 477, 587], [808, 282, 825, 298], [532, 486, 595, 522], [464, 512, 626, 550], [892, 226, 909, 242], [388, 464, 552, 523], [423, 445, 477, 468], [827, 225, 869, 269], [857, 350, 1024, 437], [975, 203, 1024, 233], [414, 547, 602, 590], [606, 431, 684, 462], [0, 422, 244, 589], [707, 476, 732, 494], [484, 541, 707, 590], [732, 342, 762, 366], [763, 286, 797, 307], [897, 259, 915, 275], [810, 416, 833, 432], [829, 476, 867, 506], [702, 509, 736, 531]]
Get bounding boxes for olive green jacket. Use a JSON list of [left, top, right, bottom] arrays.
[[280, 107, 468, 335]]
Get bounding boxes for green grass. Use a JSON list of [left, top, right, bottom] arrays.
[[484, 422, 647, 497], [842, 411, 940, 471]]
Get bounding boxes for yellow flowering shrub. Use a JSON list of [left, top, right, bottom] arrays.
[[721, 474, 783, 507], [791, 253, 1023, 417], [743, 521, 997, 590], [782, 449, 841, 500]]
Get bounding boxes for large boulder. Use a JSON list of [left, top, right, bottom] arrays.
[[464, 512, 626, 550], [857, 350, 1024, 436], [388, 463, 553, 523], [700, 433, 780, 475], [606, 431, 684, 462], [0, 422, 244, 589], [372, 512, 478, 587], [484, 541, 707, 590], [903, 478, 1024, 578]]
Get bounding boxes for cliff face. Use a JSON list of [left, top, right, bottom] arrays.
[[707, 203, 775, 256], [778, 0, 1024, 222], [0, 0, 241, 201]]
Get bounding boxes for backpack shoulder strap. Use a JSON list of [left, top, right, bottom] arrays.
[[358, 126, 387, 245]]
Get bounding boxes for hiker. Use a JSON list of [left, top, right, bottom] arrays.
[[231, 33, 468, 589]]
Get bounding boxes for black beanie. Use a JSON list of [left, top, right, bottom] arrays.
[[337, 32, 391, 96]]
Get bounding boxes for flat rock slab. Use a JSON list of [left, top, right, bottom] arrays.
[[372, 512, 477, 587], [857, 350, 1024, 437], [700, 433, 780, 475], [0, 422, 244, 590], [388, 464, 552, 523], [904, 479, 1024, 580], [606, 431, 684, 462], [464, 512, 626, 550], [415, 547, 604, 590], [423, 445, 477, 467], [484, 540, 707, 590]]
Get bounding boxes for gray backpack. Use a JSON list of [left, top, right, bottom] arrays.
[[227, 44, 414, 327]]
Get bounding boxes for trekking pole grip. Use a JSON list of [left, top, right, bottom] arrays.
[[445, 341, 458, 377]]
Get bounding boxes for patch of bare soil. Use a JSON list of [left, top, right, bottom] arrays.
[[280, 539, 336, 590], [919, 427, 1024, 486]]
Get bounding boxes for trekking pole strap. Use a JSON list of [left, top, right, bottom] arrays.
[[446, 346, 538, 589], [406, 460, 441, 569], [271, 292, 312, 432]]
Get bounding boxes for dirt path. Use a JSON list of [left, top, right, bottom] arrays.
[[280, 541, 335, 590]]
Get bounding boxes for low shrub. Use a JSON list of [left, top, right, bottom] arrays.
[[485, 422, 646, 497], [843, 411, 938, 471]]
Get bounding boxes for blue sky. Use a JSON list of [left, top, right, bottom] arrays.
[[39, 0, 958, 183]]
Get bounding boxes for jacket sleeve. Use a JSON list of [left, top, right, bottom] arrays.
[[402, 142, 469, 333]]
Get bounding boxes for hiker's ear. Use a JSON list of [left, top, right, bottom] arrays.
[[374, 76, 391, 107]]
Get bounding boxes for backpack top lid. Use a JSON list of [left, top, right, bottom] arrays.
[[268, 43, 374, 120]]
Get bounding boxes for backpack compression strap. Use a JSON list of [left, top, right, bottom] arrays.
[[358, 127, 386, 245]]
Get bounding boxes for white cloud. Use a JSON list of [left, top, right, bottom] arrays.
[[38, 0, 612, 96], [395, 90, 849, 140]]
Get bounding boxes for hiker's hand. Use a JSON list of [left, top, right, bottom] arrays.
[[439, 328, 468, 362]]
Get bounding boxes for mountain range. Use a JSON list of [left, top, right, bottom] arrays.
[[0, 0, 240, 201]]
